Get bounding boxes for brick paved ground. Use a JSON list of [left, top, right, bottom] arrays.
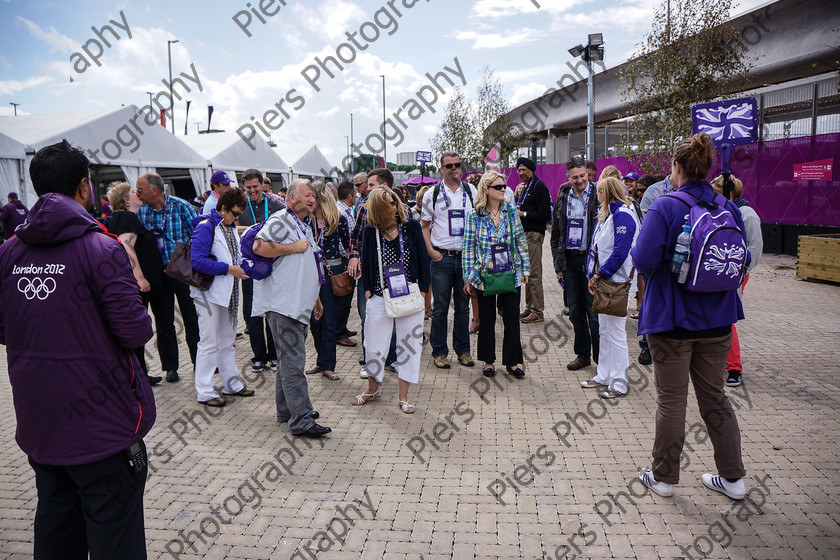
[[1, 250, 839, 560]]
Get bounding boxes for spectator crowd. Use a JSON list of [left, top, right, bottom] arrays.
[[0, 135, 762, 557]]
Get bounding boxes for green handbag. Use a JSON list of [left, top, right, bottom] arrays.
[[482, 269, 516, 295], [480, 207, 518, 295]]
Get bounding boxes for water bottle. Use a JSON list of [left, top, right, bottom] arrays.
[[671, 225, 691, 283]]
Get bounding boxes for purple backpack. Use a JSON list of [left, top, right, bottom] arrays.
[[239, 221, 274, 280], [671, 191, 747, 292]]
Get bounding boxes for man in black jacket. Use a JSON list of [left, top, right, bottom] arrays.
[[515, 157, 551, 323], [550, 158, 600, 369]]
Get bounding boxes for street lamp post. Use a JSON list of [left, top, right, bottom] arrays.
[[569, 34, 604, 162], [350, 113, 355, 174], [380, 75, 386, 168], [9, 102, 19, 116], [146, 91, 154, 110], [167, 39, 179, 135]]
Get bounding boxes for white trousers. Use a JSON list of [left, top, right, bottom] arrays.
[[194, 300, 244, 402], [363, 295, 424, 384], [593, 313, 629, 393]]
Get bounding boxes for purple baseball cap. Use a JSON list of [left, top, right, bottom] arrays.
[[210, 170, 232, 185], [622, 172, 641, 182]]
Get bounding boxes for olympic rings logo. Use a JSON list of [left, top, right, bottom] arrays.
[[17, 276, 57, 300]]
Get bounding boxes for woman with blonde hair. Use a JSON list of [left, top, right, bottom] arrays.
[[582, 176, 640, 398], [599, 165, 621, 181], [353, 187, 430, 412], [107, 181, 162, 385], [307, 181, 352, 381], [462, 171, 530, 378]]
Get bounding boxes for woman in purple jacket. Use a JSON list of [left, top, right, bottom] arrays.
[[190, 189, 252, 407], [582, 177, 640, 398], [631, 133, 748, 501]]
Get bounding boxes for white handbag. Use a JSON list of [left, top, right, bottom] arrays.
[[376, 228, 425, 318]]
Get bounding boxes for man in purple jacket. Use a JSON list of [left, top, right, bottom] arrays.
[[0, 191, 29, 240], [0, 140, 155, 559]]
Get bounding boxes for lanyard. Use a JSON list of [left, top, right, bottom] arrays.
[[379, 225, 405, 262], [516, 177, 536, 208], [148, 195, 170, 233], [311, 217, 327, 248], [247, 196, 268, 223], [567, 184, 592, 220], [441, 183, 467, 209], [290, 211, 312, 242], [486, 206, 509, 241]]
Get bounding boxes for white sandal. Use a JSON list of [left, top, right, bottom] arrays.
[[351, 388, 380, 405], [398, 400, 416, 414]]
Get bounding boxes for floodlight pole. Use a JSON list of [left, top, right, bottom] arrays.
[[380, 75, 387, 168], [167, 39, 179, 135], [350, 113, 355, 174], [586, 50, 595, 162]]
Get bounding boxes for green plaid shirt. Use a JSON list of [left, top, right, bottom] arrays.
[[462, 203, 530, 290]]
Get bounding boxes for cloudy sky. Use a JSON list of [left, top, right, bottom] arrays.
[[0, 0, 767, 166]]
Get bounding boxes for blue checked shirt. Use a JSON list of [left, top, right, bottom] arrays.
[[138, 195, 197, 266], [462, 203, 530, 291]]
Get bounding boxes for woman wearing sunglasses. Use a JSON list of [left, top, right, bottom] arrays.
[[462, 171, 530, 378], [190, 188, 253, 407]]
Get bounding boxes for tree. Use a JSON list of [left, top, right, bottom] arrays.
[[430, 88, 479, 170], [431, 67, 528, 172], [617, 0, 753, 174]]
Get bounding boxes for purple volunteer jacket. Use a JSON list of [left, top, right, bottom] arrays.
[[630, 181, 746, 336], [0, 193, 155, 465], [0, 200, 29, 240]]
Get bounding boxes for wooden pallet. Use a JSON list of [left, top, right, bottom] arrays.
[[797, 234, 840, 283]]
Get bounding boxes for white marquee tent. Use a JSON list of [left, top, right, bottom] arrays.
[[281, 144, 337, 182], [181, 132, 290, 189], [0, 106, 208, 204], [0, 131, 26, 204]]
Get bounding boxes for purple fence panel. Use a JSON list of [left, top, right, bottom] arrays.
[[501, 133, 839, 225]]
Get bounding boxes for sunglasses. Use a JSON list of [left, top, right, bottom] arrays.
[[443, 162, 462, 169], [230, 209, 242, 218], [354, 182, 365, 188], [488, 183, 506, 191]]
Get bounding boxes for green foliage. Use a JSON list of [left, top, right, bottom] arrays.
[[431, 67, 529, 172], [617, 0, 753, 173]]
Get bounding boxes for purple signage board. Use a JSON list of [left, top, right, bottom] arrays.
[[692, 97, 759, 148]]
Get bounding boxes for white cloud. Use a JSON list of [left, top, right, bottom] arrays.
[[470, 0, 587, 18], [509, 82, 549, 107], [292, 0, 366, 41], [455, 28, 544, 49], [16, 16, 77, 53], [0, 76, 53, 96]]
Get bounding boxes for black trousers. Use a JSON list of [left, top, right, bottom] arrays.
[[242, 278, 276, 363], [147, 271, 199, 371], [476, 287, 523, 367], [29, 442, 148, 560]]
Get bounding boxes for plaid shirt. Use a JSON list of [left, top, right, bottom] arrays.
[[138, 195, 197, 266], [348, 205, 367, 261], [462, 203, 530, 291]]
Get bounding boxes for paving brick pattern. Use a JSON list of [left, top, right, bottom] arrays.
[[1, 251, 839, 559]]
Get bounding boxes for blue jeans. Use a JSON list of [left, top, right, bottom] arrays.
[[564, 251, 599, 362], [311, 277, 353, 372], [430, 253, 470, 358], [357, 277, 396, 366]]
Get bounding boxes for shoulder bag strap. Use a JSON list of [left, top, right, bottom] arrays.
[[376, 229, 385, 291]]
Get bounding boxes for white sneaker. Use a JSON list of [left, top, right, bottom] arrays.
[[639, 468, 673, 497], [701, 474, 745, 500], [359, 366, 369, 379]]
